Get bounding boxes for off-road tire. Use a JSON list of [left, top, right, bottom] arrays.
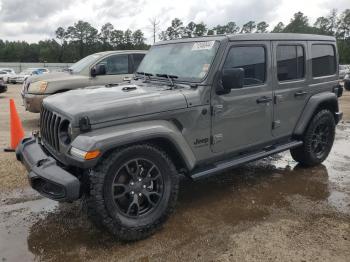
[[86, 144, 179, 241], [291, 109, 335, 167]]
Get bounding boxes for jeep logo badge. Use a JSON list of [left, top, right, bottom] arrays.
[[194, 137, 209, 147]]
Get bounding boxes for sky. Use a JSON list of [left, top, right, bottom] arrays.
[[0, 0, 348, 44]]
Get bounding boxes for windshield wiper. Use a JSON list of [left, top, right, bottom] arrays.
[[156, 73, 178, 87], [136, 71, 153, 81]]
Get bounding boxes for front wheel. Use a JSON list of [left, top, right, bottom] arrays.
[[291, 109, 335, 167], [86, 144, 179, 241]]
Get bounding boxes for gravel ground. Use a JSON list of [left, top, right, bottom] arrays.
[[0, 84, 349, 262]]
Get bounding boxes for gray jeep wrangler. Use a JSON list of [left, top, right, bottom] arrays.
[[17, 33, 343, 241]]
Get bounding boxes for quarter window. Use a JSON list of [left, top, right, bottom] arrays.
[[277, 45, 305, 81], [312, 44, 336, 77], [224, 46, 266, 86], [97, 54, 129, 75]]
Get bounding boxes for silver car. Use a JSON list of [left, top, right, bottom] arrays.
[[339, 64, 350, 79], [22, 50, 147, 113], [9, 68, 45, 84], [0, 68, 15, 83]]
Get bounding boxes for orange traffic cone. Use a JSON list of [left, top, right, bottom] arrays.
[[4, 99, 25, 152]]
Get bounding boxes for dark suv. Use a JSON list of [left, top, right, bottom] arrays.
[[17, 33, 343, 241]]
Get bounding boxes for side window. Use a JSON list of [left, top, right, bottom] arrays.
[[223, 46, 266, 86], [97, 54, 129, 75], [133, 54, 145, 72], [312, 44, 336, 77], [277, 45, 305, 81]]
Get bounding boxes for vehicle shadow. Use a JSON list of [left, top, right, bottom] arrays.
[[26, 159, 330, 261]]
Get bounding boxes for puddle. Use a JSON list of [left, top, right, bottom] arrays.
[[0, 124, 349, 261]]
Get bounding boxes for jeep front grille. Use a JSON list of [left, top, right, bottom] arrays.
[[40, 107, 62, 151]]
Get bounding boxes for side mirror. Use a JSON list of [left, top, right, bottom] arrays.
[[217, 68, 244, 94], [91, 64, 106, 77]]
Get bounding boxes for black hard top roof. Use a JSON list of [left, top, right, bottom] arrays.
[[155, 33, 335, 45]]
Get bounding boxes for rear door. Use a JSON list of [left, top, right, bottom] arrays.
[[90, 54, 132, 85], [211, 41, 274, 153], [272, 41, 309, 138]]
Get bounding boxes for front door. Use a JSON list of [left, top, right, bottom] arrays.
[[211, 42, 273, 154], [272, 41, 309, 138], [90, 54, 132, 86]]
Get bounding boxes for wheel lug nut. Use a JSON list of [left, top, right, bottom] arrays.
[[138, 193, 142, 197], [131, 191, 134, 195], [143, 185, 146, 188], [130, 182, 134, 186], [138, 178, 142, 182]]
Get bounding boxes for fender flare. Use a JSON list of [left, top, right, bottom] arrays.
[[71, 120, 196, 170], [293, 92, 339, 136]]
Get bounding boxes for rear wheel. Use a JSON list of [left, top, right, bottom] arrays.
[[86, 144, 179, 241], [291, 109, 335, 167]]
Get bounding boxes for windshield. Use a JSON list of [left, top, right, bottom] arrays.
[[137, 41, 220, 82], [69, 53, 103, 73]]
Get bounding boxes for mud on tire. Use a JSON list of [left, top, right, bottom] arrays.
[[291, 109, 335, 167], [85, 144, 179, 241]]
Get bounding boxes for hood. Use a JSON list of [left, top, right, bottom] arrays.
[[44, 81, 188, 126], [28, 72, 87, 83]]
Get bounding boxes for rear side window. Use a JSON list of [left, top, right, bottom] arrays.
[[312, 44, 336, 77], [133, 54, 145, 72], [224, 46, 266, 86], [277, 45, 304, 81]]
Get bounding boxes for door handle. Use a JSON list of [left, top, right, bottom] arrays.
[[294, 91, 308, 97], [256, 96, 272, 104]]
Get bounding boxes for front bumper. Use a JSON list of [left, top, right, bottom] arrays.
[[0, 84, 7, 93], [10, 78, 25, 83], [16, 137, 80, 202], [22, 93, 48, 113]]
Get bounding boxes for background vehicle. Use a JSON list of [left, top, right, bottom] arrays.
[[22, 50, 146, 113], [0, 70, 12, 83], [17, 34, 342, 241], [339, 64, 350, 79], [9, 68, 43, 84], [35, 68, 50, 74], [0, 68, 15, 83], [0, 78, 7, 93]]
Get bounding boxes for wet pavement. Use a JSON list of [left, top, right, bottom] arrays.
[[0, 86, 349, 261], [0, 124, 349, 261]]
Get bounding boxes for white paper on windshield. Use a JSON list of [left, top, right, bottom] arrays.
[[192, 41, 215, 51]]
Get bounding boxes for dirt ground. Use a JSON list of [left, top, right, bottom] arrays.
[[0, 85, 349, 262]]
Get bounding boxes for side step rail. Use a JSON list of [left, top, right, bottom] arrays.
[[191, 140, 303, 181]]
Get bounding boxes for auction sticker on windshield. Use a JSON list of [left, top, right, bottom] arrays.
[[192, 41, 215, 51]]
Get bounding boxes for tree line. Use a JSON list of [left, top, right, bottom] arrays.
[[0, 21, 149, 63], [159, 9, 350, 63], [0, 9, 349, 63]]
